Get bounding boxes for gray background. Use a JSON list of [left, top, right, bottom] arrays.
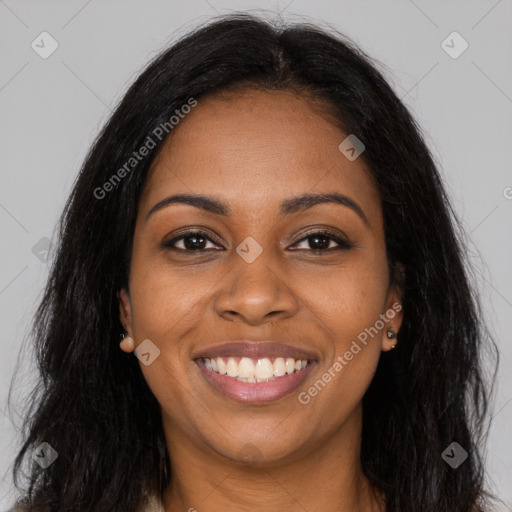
[[1, 0, 511, 509]]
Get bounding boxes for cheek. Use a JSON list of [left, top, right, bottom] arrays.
[[296, 252, 388, 406], [300, 252, 389, 343], [127, 253, 204, 422], [295, 261, 387, 428], [128, 246, 213, 343]]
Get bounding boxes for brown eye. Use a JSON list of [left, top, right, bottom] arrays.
[[290, 230, 353, 252], [162, 231, 222, 251]]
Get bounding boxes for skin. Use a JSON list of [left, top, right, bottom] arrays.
[[119, 89, 403, 512]]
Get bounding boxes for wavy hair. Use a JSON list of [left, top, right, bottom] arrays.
[[8, 13, 500, 512]]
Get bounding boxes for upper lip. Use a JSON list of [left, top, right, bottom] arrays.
[[194, 341, 319, 361]]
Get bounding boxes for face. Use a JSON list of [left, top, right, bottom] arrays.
[[119, 89, 403, 465]]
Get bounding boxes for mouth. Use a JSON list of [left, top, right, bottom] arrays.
[[201, 355, 311, 381], [193, 341, 318, 404]]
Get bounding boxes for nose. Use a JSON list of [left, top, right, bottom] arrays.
[[214, 248, 299, 326]]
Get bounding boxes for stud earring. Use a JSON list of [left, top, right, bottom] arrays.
[[119, 333, 135, 353], [387, 328, 397, 350]]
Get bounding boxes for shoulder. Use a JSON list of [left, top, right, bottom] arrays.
[[5, 494, 163, 512], [5, 503, 50, 512]]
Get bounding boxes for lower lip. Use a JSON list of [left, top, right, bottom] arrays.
[[195, 358, 317, 404]]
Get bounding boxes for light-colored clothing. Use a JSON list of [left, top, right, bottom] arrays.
[[5, 493, 164, 511], [144, 494, 165, 512]]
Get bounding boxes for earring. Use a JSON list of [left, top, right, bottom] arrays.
[[119, 333, 135, 353], [387, 328, 397, 350]]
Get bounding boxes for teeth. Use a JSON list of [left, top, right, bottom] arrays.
[[273, 357, 286, 377], [238, 357, 255, 378], [217, 357, 227, 375], [255, 359, 274, 379], [226, 357, 238, 377], [203, 356, 309, 380]]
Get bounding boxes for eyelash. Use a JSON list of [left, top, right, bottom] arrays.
[[162, 229, 353, 254]]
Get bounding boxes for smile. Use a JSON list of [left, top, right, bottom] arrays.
[[196, 357, 317, 404], [202, 356, 310, 382]]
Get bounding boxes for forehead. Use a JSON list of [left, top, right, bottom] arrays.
[[141, 89, 381, 221]]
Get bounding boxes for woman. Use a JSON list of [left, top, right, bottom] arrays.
[[8, 13, 501, 512]]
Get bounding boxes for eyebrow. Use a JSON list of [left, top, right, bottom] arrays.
[[146, 192, 369, 226]]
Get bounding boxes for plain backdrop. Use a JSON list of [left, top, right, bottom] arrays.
[[1, 0, 511, 509]]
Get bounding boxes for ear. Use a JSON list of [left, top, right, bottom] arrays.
[[381, 263, 404, 352], [119, 288, 133, 336]]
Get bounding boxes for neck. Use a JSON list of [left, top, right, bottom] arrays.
[[160, 403, 384, 512]]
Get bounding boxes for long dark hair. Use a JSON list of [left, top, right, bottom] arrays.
[[8, 13, 500, 512]]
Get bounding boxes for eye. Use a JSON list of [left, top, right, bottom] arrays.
[[290, 230, 353, 252], [162, 230, 223, 252], [162, 229, 353, 254]]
